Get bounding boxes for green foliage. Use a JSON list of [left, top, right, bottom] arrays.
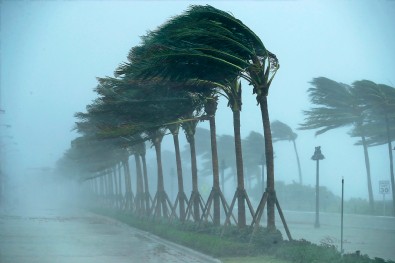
[[275, 239, 341, 263]]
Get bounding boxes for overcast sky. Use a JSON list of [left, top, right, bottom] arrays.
[[1, 0, 394, 200]]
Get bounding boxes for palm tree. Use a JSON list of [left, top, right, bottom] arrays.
[[299, 77, 375, 212], [224, 79, 255, 227], [181, 109, 209, 222], [353, 80, 395, 215], [116, 5, 285, 232], [167, 123, 188, 221], [271, 120, 303, 184], [201, 96, 233, 226], [136, 141, 152, 214]]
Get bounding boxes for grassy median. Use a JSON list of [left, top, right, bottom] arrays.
[[89, 207, 394, 263]]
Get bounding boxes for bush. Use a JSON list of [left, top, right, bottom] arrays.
[[273, 239, 341, 263]]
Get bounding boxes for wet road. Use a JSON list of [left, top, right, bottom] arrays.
[[0, 207, 220, 263], [275, 210, 395, 261]]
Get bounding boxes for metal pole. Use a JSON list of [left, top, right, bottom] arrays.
[[341, 177, 344, 254], [315, 159, 320, 228]]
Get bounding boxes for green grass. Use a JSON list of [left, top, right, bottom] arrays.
[[221, 256, 290, 263], [89, 207, 394, 263]]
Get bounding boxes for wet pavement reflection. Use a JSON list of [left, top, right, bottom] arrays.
[[0, 207, 219, 263]]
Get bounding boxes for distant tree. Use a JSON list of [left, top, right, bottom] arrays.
[[200, 134, 237, 186], [243, 131, 266, 192], [271, 120, 302, 184], [300, 77, 375, 212], [352, 80, 395, 215]]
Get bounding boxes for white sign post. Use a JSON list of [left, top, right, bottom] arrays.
[[379, 180, 390, 216]]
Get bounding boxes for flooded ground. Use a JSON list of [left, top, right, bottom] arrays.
[[275, 211, 395, 261], [0, 207, 220, 263], [1, 199, 394, 262]]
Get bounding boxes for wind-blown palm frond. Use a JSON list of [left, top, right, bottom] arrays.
[[299, 77, 364, 135], [271, 120, 297, 142]]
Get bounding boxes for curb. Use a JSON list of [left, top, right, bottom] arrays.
[[89, 211, 222, 263]]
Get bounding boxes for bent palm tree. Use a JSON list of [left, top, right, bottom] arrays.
[[353, 80, 395, 215], [117, 5, 286, 232], [271, 120, 303, 184], [300, 77, 375, 212]]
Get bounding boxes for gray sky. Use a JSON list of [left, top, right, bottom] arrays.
[[1, 0, 394, 200]]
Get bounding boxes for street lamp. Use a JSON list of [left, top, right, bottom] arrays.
[[311, 146, 325, 228]]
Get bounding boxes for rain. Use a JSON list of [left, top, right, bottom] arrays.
[[1, 1, 395, 263]]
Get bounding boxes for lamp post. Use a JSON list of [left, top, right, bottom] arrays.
[[311, 146, 325, 228]]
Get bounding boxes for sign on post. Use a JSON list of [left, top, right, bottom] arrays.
[[379, 180, 390, 194], [379, 180, 390, 216]]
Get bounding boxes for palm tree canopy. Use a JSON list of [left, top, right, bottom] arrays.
[[243, 131, 266, 167], [299, 77, 365, 135], [352, 80, 395, 115], [116, 5, 277, 94], [271, 120, 297, 141], [351, 80, 395, 146]]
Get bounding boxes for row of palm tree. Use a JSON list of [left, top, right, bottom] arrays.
[[299, 77, 395, 214], [56, 5, 290, 232]]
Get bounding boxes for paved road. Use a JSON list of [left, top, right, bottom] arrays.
[[0, 207, 220, 263], [274, 210, 395, 261]]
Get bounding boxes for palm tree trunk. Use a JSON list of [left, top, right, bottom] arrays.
[[189, 133, 200, 221], [205, 96, 221, 225], [209, 114, 221, 225], [233, 109, 246, 227], [292, 139, 303, 185], [259, 96, 276, 230], [118, 163, 122, 205], [113, 166, 119, 207], [360, 135, 374, 212], [154, 138, 166, 217], [172, 130, 186, 221], [384, 113, 395, 215], [108, 170, 113, 201], [122, 158, 133, 209], [99, 175, 104, 197], [104, 170, 109, 202], [140, 152, 151, 213], [134, 154, 144, 213]]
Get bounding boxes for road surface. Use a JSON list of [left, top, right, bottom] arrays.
[[274, 210, 395, 261], [0, 206, 220, 263]]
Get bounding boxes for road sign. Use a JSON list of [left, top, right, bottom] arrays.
[[379, 180, 390, 194]]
